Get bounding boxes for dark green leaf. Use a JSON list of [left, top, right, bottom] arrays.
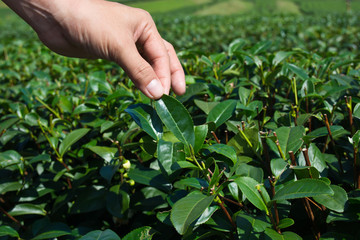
[[291, 166, 320, 179], [157, 139, 185, 177], [79, 229, 120, 240], [126, 104, 163, 140], [273, 179, 334, 201], [0, 181, 22, 194], [128, 166, 171, 192], [277, 218, 295, 229]]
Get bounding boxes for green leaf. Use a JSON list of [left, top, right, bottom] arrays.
[[234, 177, 270, 214], [277, 218, 295, 229], [236, 163, 264, 184], [238, 87, 252, 105], [126, 104, 163, 140], [194, 125, 208, 154], [79, 229, 120, 240], [0, 150, 21, 168], [59, 128, 90, 157], [106, 185, 130, 218], [0, 226, 19, 238], [170, 191, 215, 235], [264, 228, 302, 240], [155, 95, 195, 148], [207, 100, 237, 129], [194, 100, 219, 115], [269, 126, 305, 159], [270, 158, 288, 178], [353, 103, 360, 119], [128, 166, 171, 192], [287, 63, 309, 80], [206, 144, 237, 165], [0, 117, 19, 133], [291, 166, 320, 179], [9, 203, 46, 216], [32, 223, 71, 240], [174, 178, 209, 190], [313, 185, 348, 213], [123, 226, 154, 240], [157, 139, 185, 178], [273, 51, 293, 67], [298, 143, 326, 173], [303, 125, 349, 143], [87, 146, 118, 163], [0, 181, 22, 194], [273, 179, 334, 201]]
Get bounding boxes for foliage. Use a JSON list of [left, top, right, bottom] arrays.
[[1, 10, 360, 240]]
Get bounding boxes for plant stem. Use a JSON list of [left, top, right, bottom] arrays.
[[225, 130, 229, 144], [268, 177, 280, 226], [218, 200, 237, 235], [35, 96, 61, 119], [274, 132, 286, 160], [211, 131, 221, 144], [258, 187, 280, 233], [324, 114, 344, 173], [0, 205, 22, 227], [302, 198, 320, 240], [346, 96, 354, 135], [289, 151, 297, 166]]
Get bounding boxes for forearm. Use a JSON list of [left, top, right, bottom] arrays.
[[2, 0, 64, 35]]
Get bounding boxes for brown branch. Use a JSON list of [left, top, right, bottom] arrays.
[[211, 131, 221, 144], [289, 151, 297, 166], [302, 198, 320, 240], [324, 114, 344, 173], [268, 177, 280, 226], [0, 206, 22, 227], [218, 200, 237, 239]]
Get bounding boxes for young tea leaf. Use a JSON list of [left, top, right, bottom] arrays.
[[155, 95, 195, 148]]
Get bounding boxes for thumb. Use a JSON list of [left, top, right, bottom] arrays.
[[114, 42, 164, 99]]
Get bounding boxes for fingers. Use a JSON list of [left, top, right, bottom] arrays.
[[116, 40, 164, 99], [163, 40, 186, 96]]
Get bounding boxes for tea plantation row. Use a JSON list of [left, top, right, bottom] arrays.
[[0, 13, 360, 240]]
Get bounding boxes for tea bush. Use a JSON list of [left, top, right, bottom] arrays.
[[0, 12, 360, 240]]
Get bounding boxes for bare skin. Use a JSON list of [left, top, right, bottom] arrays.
[[2, 0, 186, 99]]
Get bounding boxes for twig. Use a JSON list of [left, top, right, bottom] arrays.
[[211, 131, 221, 144], [324, 114, 344, 173], [0, 206, 22, 227], [225, 130, 229, 144], [302, 198, 320, 240], [218, 200, 237, 238], [289, 151, 297, 166], [268, 177, 280, 226], [274, 132, 286, 160]]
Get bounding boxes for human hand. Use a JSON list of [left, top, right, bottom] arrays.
[[3, 0, 185, 99]]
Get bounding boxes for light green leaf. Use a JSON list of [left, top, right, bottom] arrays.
[[277, 218, 295, 229], [9, 203, 46, 216], [298, 143, 326, 173], [194, 125, 208, 154], [273, 179, 334, 201], [207, 100, 237, 129], [87, 146, 118, 163], [170, 191, 215, 235], [157, 139, 185, 177], [59, 128, 90, 157], [234, 176, 270, 214], [123, 226, 154, 240], [287, 63, 309, 80], [0, 181, 22, 194], [273, 51, 293, 66], [126, 104, 163, 140], [0, 226, 19, 238], [155, 95, 195, 148], [194, 100, 219, 115]]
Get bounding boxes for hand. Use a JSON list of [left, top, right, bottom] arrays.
[[3, 0, 186, 99]]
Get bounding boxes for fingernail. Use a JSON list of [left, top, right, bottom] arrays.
[[146, 79, 164, 99]]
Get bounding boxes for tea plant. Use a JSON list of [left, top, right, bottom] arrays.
[[1, 12, 360, 240]]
